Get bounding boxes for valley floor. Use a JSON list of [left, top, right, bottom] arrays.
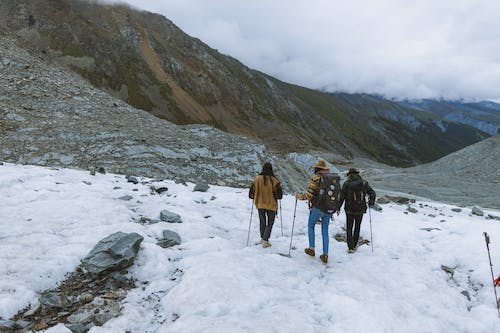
[[1, 163, 499, 332]]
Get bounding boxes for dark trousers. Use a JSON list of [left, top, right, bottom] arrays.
[[258, 209, 276, 241], [346, 214, 363, 250]]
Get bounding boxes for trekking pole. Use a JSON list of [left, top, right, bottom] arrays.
[[483, 232, 500, 317], [367, 198, 374, 253], [246, 201, 254, 247], [369, 206, 374, 253], [287, 198, 298, 256], [280, 200, 283, 237]]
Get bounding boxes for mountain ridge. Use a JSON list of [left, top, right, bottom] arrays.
[[0, 0, 494, 166]]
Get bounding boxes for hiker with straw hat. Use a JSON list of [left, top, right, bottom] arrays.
[[296, 159, 335, 264]]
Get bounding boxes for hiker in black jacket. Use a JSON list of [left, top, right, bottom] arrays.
[[338, 168, 376, 253]]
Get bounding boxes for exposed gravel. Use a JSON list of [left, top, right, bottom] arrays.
[[0, 33, 271, 188], [352, 135, 500, 209], [1, 31, 498, 208]]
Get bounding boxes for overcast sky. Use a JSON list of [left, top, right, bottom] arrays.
[[113, 0, 500, 102]]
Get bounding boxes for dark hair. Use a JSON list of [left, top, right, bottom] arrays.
[[259, 162, 275, 185]]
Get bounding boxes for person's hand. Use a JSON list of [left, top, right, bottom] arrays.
[[369, 201, 374, 207], [336, 211, 340, 216], [295, 193, 302, 200]]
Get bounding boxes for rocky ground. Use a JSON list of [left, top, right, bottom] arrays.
[[354, 135, 500, 209], [0, 30, 498, 209], [0, 32, 278, 188]]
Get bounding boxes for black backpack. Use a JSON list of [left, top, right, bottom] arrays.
[[316, 173, 341, 214], [346, 179, 367, 213]]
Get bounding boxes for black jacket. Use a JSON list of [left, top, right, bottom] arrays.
[[338, 174, 376, 215]]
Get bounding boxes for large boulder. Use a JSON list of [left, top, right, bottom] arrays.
[[82, 232, 143, 276]]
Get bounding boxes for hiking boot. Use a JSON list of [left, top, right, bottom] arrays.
[[304, 248, 315, 256], [320, 254, 328, 264], [348, 249, 355, 254], [262, 240, 272, 248]]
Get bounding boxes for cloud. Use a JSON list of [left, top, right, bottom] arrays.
[[114, 0, 500, 101]]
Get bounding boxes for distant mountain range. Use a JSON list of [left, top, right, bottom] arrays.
[[0, 0, 498, 166], [396, 99, 500, 136]]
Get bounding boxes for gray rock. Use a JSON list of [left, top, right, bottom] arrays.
[[67, 308, 94, 324], [0, 319, 16, 331], [118, 195, 133, 201], [488, 214, 500, 221], [386, 195, 413, 204], [175, 179, 188, 186], [39, 291, 67, 309], [420, 227, 441, 232], [93, 301, 121, 326], [334, 233, 347, 242], [83, 181, 92, 186], [97, 167, 106, 174], [137, 216, 160, 225], [371, 203, 383, 212], [376, 196, 390, 204], [461, 290, 471, 301], [66, 323, 89, 333], [82, 232, 143, 276], [441, 265, 454, 276], [451, 208, 462, 213], [24, 304, 40, 316], [126, 175, 138, 184], [471, 206, 484, 216], [79, 293, 94, 304], [193, 182, 209, 192], [157, 230, 182, 248], [0, 161, 4, 165], [160, 210, 182, 223], [14, 320, 31, 329], [154, 186, 168, 194], [428, 214, 436, 218], [407, 207, 418, 213]]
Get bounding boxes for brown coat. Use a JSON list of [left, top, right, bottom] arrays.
[[249, 175, 282, 211]]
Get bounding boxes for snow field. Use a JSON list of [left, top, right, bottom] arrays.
[[0, 162, 499, 332]]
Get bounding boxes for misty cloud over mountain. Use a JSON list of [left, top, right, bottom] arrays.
[[118, 0, 500, 102]]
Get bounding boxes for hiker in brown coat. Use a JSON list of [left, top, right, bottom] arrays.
[[249, 162, 283, 248]]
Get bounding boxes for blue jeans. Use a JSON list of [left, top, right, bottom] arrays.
[[308, 207, 331, 255]]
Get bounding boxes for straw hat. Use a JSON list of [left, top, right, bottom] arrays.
[[313, 160, 328, 170]]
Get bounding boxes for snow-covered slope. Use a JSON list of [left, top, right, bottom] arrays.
[[1, 163, 499, 332]]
